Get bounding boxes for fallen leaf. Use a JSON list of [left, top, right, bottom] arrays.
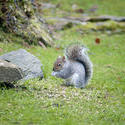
[[75, 8, 84, 13], [55, 44, 61, 50], [95, 38, 100, 44]]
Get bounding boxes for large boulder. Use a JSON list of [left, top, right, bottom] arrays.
[[0, 49, 43, 82], [0, 59, 23, 83]]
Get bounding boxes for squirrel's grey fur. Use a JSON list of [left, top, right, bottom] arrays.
[[52, 44, 93, 88]]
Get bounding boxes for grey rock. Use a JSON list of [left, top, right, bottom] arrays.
[[0, 49, 43, 81], [46, 15, 125, 25], [41, 3, 56, 9], [46, 17, 87, 31], [45, 17, 86, 25], [0, 59, 23, 83], [86, 15, 125, 22]]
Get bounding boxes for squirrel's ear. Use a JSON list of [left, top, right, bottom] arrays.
[[62, 56, 66, 61]]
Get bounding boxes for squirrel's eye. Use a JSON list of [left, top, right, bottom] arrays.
[[57, 63, 61, 66]]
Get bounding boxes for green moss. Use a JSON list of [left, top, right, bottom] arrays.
[[1, 24, 125, 125], [74, 21, 125, 33], [96, 21, 125, 31], [0, 1, 53, 46]]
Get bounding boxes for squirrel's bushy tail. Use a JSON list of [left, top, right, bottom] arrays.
[[65, 44, 93, 84]]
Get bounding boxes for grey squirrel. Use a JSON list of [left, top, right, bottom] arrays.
[[51, 44, 93, 88]]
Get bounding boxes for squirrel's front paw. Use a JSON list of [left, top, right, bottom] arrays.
[[51, 71, 56, 76]]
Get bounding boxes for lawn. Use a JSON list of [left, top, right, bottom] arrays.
[[43, 0, 125, 17], [0, 0, 125, 125]]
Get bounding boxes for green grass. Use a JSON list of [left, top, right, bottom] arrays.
[[0, 0, 125, 125], [0, 31, 125, 125], [42, 0, 125, 17]]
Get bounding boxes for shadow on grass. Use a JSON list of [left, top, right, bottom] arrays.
[[0, 82, 27, 90]]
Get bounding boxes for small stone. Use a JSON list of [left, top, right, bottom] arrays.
[[41, 3, 56, 9], [0, 59, 23, 83], [72, 4, 78, 10]]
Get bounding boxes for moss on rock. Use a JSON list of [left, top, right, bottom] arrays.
[[0, 0, 54, 47], [80, 21, 125, 32]]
